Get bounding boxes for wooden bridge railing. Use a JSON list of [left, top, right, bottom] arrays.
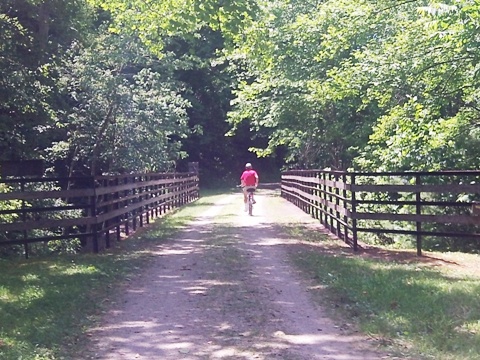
[[281, 170, 480, 255], [0, 172, 199, 258]]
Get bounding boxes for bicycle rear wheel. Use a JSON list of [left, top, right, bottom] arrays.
[[248, 194, 253, 216]]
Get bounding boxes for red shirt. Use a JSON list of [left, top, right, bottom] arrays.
[[241, 169, 258, 186]]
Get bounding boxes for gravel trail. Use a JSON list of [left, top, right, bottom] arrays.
[[83, 190, 391, 360]]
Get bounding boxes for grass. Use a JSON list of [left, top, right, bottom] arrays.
[[288, 238, 480, 360], [0, 254, 139, 359]]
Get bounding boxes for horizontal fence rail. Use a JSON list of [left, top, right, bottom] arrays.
[[0, 172, 199, 258], [281, 170, 480, 255]]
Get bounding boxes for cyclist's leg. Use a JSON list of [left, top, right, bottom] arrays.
[[242, 187, 248, 211], [247, 189, 254, 215]]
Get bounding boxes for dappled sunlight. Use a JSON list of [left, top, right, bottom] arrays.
[[191, 280, 239, 287], [255, 237, 295, 246], [89, 314, 378, 359], [86, 192, 390, 359], [274, 331, 355, 345], [182, 286, 207, 295], [156, 247, 198, 255], [216, 322, 233, 331]]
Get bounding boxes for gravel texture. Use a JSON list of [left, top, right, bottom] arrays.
[[82, 190, 393, 360]]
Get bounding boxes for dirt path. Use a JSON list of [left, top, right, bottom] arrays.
[[82, 190, 391, 359]]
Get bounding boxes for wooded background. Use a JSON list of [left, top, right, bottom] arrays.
[[1, 1, 479, 183]]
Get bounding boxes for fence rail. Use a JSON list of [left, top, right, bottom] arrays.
[[281, 170, 480, 255], [0, 172, 199, 258]]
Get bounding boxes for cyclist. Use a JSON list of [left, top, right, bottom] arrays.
[[240, 163, 259, 212]]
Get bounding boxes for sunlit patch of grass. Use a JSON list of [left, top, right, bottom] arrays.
[[282, 223, 339, 246], [290, 248, 480, 360], [0, 251, 158, 359], [0, 193, 220, 360]]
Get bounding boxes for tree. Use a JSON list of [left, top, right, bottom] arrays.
[[0, 0, 94, 161], [85, 0, 272, 183], [53, 31, 190, 175], [354, 0, 480, 171], [226, 0, 480, 172], [227, 0, 383, 169], [86, 0, 260, 53]]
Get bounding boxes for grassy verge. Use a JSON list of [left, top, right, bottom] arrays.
[[0, 194, 224, 360], [286, 227, 480, 360]]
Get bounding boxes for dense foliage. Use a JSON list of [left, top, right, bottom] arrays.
[[1, 0, 480, 176], [0, 0, 261, 182], [228, 0, 480, 171]]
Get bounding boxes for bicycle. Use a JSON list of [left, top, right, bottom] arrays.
[[238, 185, 256, 216], [245, 187, 256, 216]]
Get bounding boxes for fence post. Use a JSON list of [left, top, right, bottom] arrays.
[[91, 176, 99, 253], [342, 172, 349, 243], [335, 173, 341, 237], [145, 174, 150, 225], [351, 173, 358, 252], [328, 172, 334, 231], [416, 174, 422, 256], [153, 174, 159, 218], [314, 171, 320, 220], [139, 175, 144, 227], [124, 176, 130, 236], [115, 176, 121, 242], [320, 171, 326, 226], [21, 179, 29, 259], [104, 178, 110, 249], [132, 176, 137, 231]]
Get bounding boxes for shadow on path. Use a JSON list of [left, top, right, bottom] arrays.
[[81, 192, 397, 360]]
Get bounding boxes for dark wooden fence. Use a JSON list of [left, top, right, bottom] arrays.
[[0, 172, 199, 258], [281, 170, 480, 255]]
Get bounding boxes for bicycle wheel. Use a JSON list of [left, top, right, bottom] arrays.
[[248, 194, 253, 216]]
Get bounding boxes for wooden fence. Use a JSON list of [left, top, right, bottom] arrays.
[[0, 172, 199, 258], [281, 170, 480, 255]]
